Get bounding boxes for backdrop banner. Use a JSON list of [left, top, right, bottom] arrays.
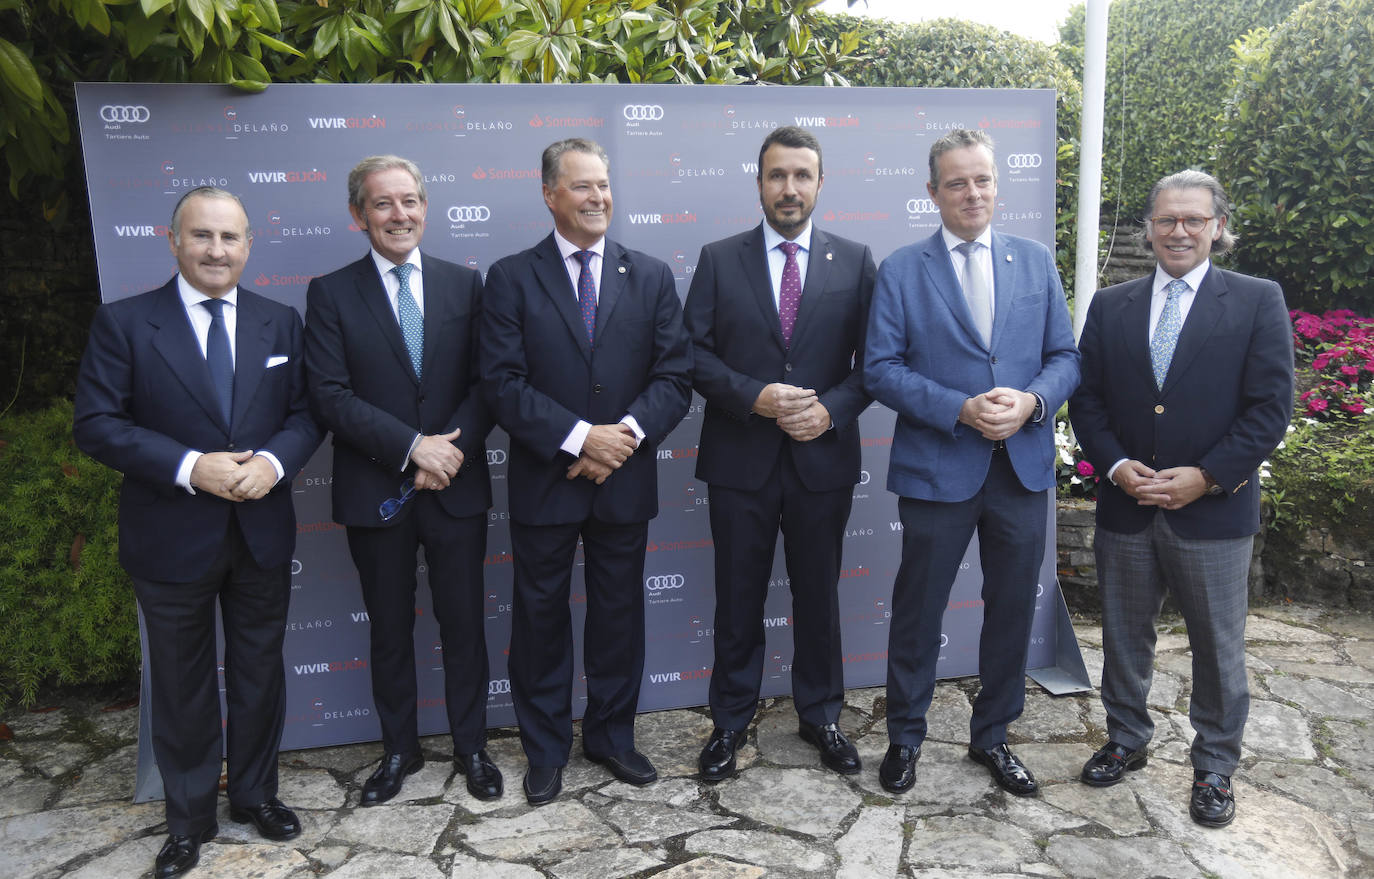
[[74, 82, 1087, 801]]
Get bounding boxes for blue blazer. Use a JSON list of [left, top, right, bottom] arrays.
[[480, 234, 692, 526], [74, 279, 322, 583], [1069, 267, 1294, 539], [864, 230, 1080, 501], [303, 252, 492, 526]]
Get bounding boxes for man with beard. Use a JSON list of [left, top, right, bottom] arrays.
[[683, 126, 877, 781]]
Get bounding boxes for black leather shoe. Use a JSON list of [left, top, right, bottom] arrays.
[[1190, 770, 1236, 827], [698, 728, 743, 783], [456, 749, 503, 800], [968, 743, 1038, 796], [228, 797, 301, 840], [360, 752, 424, 806], [584, 747, 658, 785], [1080, 741, 1148, 787], [798, 722, 862, 775], [523, 765, 563, 805], [154, 824, 217, 879], [879, 744, 921, 793]]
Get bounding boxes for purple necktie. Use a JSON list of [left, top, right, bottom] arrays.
[[574, 250, 597, 344], [778, 241, 802, 346]]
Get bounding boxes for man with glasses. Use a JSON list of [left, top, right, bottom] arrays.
[[304, 155, 501, 805], [1070, 170, 1294, 827]]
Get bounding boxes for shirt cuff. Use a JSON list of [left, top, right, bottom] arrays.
[[620, 415, 645, 446], [254, 451, 287, 484], [1106, 458, 1129, 484], [176, 450, 201, 494], [1030, 392, 1046, 424], [562, 420, 593, 457], [402, 433, 422, 472]]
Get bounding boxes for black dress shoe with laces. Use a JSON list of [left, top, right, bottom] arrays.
[[1080, 741, 1148, 787], [968, 743, 1038, 796], [584, 747, 658, 785], [360, 752, 424, 806], [879, 744, 921, 793], [798, 722, 862, 775], [1190, 770, 1236, 827], [523, 765, 563, 805], [154, 823, 217, 879], [698, 728, 743, 782], [228, 797, 301, 840], [456, 749, 503, 800]]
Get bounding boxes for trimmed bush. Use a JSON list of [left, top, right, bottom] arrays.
[[0, 399, 138, 709], [1215, 0, 1374, 313]]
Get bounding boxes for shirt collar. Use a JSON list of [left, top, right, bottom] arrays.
[[1153, 259, 1211, 295], [177, 274, 238, 309], [553, 229, 605, 262], [940, 224, 994, 254], [762, 220, 813, 254], [370, 247, 422, 279]]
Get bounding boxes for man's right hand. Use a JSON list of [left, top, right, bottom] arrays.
[[1114, 459, 1164, 501], [191, 450, 255, 501], [753, 383, 816, 419], [410, 428, 463, 484], [582, 423, 638, 469]]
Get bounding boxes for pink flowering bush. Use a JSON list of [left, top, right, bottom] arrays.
[[1291, 310, 1374, 419], [1055, 420, 1099, 499]]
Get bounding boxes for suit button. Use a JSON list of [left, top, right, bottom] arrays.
[[226, 442, 236, 451], [784, 363, 793, 373], [418, 394, 426, 403], [1154, 404, 1165, 415], [991, 356, 998, 364], [593, 384, 603, 394]]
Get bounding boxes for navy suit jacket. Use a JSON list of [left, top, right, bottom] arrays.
[[481, 234, 692, 526], [303, 252, 492, 527], [74, 278, 322, 583], [864, 229, 1080, 501], [1069, 267, 1294, 539], [684, 224, 876, 492]]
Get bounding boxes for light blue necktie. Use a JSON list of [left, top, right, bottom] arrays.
[[1150, 278, 1188, 390], [392, 263, 423, 378], [200, 298, 234, 423], [954, 240, 992, 346]]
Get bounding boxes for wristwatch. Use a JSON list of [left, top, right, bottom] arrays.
[[1199, 467, 1224, 496]]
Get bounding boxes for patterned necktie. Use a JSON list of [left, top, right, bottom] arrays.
[[1151, 278, 1188, 390], [954, 240, 992, 346], [574, 250, 597, 344], [200, 298, 234, 423], [778, 241, 802, 346], [392, 263, 423, 378]]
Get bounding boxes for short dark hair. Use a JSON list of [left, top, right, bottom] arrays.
[[1142, 169, 1238, 253], [928, 128, 996, 186], [757, 126, 823, 178], [541, 138, 610, 188]]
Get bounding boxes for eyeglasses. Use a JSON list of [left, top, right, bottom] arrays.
[[1149, 215, 1214, 234], [378, 479, 416, 522]]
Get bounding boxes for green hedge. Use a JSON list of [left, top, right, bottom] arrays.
[[1215, 0, 1374, 313], [0, 399, 137, 709]]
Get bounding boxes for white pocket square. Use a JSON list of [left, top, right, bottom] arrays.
[[265, 355, 289, 368]]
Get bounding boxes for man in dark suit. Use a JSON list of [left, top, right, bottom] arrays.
[[481, 138, 691, 805], [303, 156, 499, 804], [1070, 170, 1293, 827], [74, 187, 322, 879], [683, 126, 876, 781], [864, 129, 1080, 797]]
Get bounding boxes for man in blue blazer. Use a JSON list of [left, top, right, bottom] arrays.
[[1070, 170, 1293, 827], [74, 187, 322, 879], [684, 126, 876, 781], [304, 156, 499, 804], [481, 138, 692, 805], [864, 129, 1079, 797]]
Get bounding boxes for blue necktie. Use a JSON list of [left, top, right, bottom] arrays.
[[574, 250, 597, 344], [201, 298, 234, 424], [954, 240, 992, 346], [393, 263, 423, 378], [1150, 278, 1188, 389]]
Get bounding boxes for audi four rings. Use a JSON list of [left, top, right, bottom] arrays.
[[623, 104, 665, 121], [644, 574, 686, 591], [1007, 153, 1043, 169], [100, 105, 150, 123], [906, 198, 938, 214], [485, 449, 507, 465], [447, 205, 491, 222]]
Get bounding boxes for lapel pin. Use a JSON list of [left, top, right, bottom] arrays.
[[618, 266, 627, 274], [826, 252, 833, 261], [1005, 254, 1013, 262]]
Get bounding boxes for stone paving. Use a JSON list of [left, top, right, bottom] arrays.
[[3, 604, 1373, 878]]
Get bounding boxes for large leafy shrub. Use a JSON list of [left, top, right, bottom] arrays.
[[1215, 0, 1374, 313]]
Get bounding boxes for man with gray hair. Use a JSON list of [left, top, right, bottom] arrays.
[[1070, 169, 1293, 826], [304, 155, 500, 805]]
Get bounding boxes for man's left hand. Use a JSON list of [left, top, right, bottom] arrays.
[[567, 455, 614, 484], [776, 399, 832, 442], [972, 388, 1036, 441], [1134, 466, 1209, 510]]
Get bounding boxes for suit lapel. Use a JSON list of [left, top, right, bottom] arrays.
[[419, 253, 446, 382], [1117, 276, 1155, 389], [790, 226, 834, 350], [987, 232, 1016, 351], [353, 255, 418, 386], [920, 231, 982, 345], [230, 290, 272, 429], [149, 280, 231, 432], [1162, 267, 1226, 394], [738, 226, 786, 351], [532, 234, 593, 360], [594, 239, 629, 345]]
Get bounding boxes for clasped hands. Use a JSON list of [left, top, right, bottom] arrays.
[[1113, 460, 1208, 510], [754, 383, 831, 442], [958, 387, 1036, 442], [567, 423, 638, 484], [190, 450, 279, 501]]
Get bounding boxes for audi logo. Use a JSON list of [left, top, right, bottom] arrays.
[[1036, 583, 1045, 597], [858, 470, 871, 485], [623, 104, 665, 121], [939, 633, 949, 647], [906, 198, 938, 214], [100, 105, 150, 123], [1007, 153, 1043, 169], [488, 678, 511, 695], [291, 559, 303, 575], [447, 205, 491, 223], [645, 574, 686, 591], [486, 448, 507, 465]]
